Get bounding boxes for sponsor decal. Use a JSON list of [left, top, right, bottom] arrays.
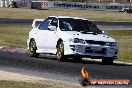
[[17, 0, 31, 8], [31, 1, 126, 11], [42, 1, 48, 7], [53, 2, 124, 11], [18, 0, 28, 7], [54, 2, 100, 9], [79, 67, 131, 86]]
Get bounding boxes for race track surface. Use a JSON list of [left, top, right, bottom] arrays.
[[0, 18, 132, 26], [0, 18, 132, 87], [0, 18, 132, 30], [0, 51, 132, 85]]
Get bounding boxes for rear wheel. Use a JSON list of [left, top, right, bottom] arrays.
[[28, 39, 39, 57], [56, 41, 65, 61], [102, 59, 114, 65]]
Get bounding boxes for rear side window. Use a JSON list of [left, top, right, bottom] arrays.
[[38, 19, 50, 30], [35, 21, 42, 27]]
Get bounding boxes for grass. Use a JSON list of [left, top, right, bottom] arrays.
[[0, 8, 132, 21], [106, 30, 132, 62], [0, 81, 49, 88], [0, 24, 132, 62], [0, 24, 30, 48]]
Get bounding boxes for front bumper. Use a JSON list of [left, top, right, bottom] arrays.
[[64, 43, 118, 59]]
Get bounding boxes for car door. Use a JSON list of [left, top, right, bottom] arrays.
[[45, 18, 59, 52], [34, 18, 51, 50]]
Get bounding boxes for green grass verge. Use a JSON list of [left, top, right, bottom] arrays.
[[0, 80, 51, 88], [0, 24, 30, 48], [106, 30, 132, 62], [0, 8, 132, 21], [0, 24, 132, 62]]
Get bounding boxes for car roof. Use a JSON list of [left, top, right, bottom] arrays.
[[48, 16, 90, 21], [33, 19, 44, 21]]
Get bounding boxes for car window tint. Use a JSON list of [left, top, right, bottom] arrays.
[[50, 18, 58, 27], [59, 18, 101, 33], [60, 21, 72, 31], [38, 19, 49, 30]]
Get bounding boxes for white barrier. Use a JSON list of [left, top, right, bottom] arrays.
[[31, 1, 130, 11], [0, 1, 3, 7], [0, 0, 131, 11], [5, 0, 9, 7]]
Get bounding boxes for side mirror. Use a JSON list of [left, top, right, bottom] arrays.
[[102, 31, 105, 34], [102, 30, 107, 35], [48, 25, 57, 31]]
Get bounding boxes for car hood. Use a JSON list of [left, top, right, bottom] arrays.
[[63, 31, 116, 42]]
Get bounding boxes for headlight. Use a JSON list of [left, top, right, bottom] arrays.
[[74, 38, 79, 43], [74, 38, 85, 44], [106, 42, 117, 46]]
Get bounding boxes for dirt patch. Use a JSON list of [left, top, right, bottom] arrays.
[[0, 67, 82, 88]]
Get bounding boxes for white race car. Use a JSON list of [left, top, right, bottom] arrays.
[[27, 16, 118, 64]]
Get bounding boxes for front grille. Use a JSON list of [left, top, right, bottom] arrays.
[[85, 40, 106, 45], [85, 47, 107, 55], [95, 48, 106, 54]]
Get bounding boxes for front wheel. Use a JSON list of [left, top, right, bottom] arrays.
[[56, 41, 65, 61], [28, 39, 39, 57], [102, 59, 114, 65]]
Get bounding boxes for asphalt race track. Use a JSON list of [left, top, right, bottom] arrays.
[[0, 18, 132, 30], [0, 18, 132, 25], [0, 51, 132, 86]]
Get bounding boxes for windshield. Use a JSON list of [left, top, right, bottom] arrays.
[[59, 18, 102, 34]]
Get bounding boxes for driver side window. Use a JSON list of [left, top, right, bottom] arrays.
[[38, 19, 50, 30]]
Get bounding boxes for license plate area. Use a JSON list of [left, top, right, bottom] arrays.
[[91, 47, 102, 51]]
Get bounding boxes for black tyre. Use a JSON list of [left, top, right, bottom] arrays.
[[56, 41, 65, 61], [102, 59, 114, 65], [28, 39, 39, 57]]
